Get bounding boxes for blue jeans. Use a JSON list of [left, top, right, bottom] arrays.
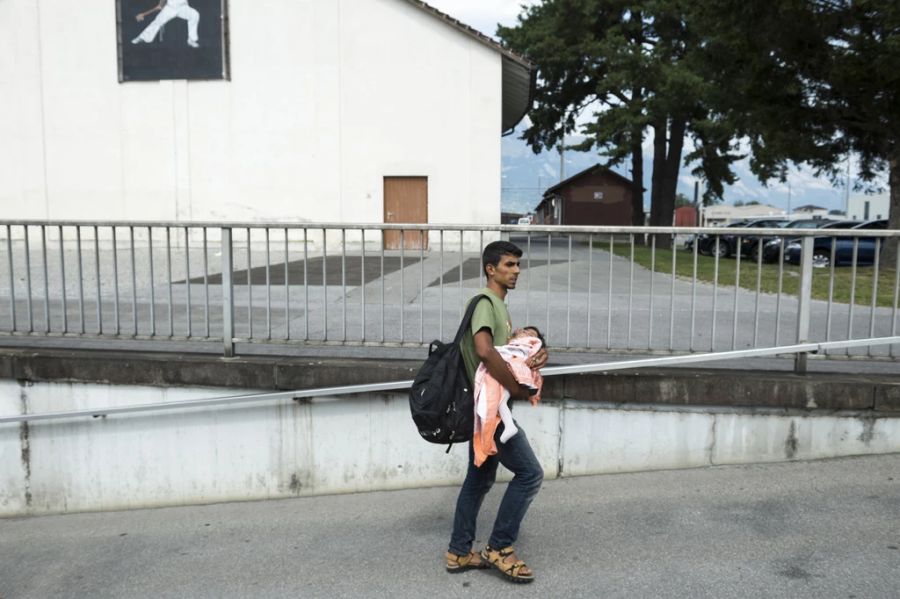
[[448, 422, 544, 555]]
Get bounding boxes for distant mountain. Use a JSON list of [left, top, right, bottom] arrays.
[[501, 132, 598, 214]]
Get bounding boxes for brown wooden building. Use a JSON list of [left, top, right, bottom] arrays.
[[534, 165, 635, 225]]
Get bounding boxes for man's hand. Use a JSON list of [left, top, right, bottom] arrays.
[[136, 13, 145, 21], [529, 348, 548, 370], [507, 383, 531, 401]]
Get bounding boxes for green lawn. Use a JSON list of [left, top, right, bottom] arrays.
[[603, 242, 899, 308]]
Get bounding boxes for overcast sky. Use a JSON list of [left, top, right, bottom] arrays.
[[424, 0, 536, 38]]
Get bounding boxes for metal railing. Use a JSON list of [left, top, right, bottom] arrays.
[[2, 335, 899, 425], [1, 220, 899, 363]]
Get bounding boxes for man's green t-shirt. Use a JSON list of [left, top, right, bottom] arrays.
[[460, 287, 512, 385]]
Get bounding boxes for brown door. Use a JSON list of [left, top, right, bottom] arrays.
[[384, 176, 428, 250]]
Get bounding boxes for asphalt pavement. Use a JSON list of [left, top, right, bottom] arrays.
[[2, 454, 899, 599]]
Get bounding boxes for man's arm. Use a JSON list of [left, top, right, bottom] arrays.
[[136, 1, 164, 21], [474, 329, 529, 401]]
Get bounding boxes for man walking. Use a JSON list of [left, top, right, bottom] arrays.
[[445, 240, 548, 584]]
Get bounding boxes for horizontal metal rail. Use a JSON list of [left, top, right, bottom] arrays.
[[0, 220, 896, 237], [3, 336, 899, 425]]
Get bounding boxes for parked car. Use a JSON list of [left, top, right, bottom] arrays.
[[783, 219, 888, 267], [759, 219, 842, 263], [694, 221, 744, 256], [697, 219, 785, 258]]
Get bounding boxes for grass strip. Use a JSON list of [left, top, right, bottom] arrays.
[[604, 242, 898, 308]]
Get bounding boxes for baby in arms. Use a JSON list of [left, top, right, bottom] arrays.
[[472, 326, 545, 467]]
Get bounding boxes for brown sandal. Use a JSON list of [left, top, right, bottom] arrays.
[[480, 545, 534, 583], [445, 550, 490, 573]]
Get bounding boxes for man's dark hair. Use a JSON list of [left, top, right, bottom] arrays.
[[482, 240, 523, 278]]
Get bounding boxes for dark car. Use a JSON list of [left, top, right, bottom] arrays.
[[698, 219, 786, 258], [783, 219, 889, 267], [759, 219, 841, 263], [695, 221, 745, 256]]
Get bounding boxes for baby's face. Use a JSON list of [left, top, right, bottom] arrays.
[[511, 327, 538, 340]]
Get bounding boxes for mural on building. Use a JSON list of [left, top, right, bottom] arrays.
[[117, 0, 228, 81]]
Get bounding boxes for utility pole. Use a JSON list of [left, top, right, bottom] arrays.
[[787, 180, 792, 216], [844, 156, 851, 215], [693, 180, 700, 227], [559, 142, 565, 182], [559, 114, 566, 182]]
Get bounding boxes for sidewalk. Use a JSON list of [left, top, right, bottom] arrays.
[[2, 454, 899, 598]]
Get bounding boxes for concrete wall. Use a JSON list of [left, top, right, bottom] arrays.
[[2, 379, 899, 517], [0, 0, 502, 225]]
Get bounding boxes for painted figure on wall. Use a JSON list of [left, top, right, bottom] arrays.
[[117, 0, 227, 81], [132, 0, 201, 48]]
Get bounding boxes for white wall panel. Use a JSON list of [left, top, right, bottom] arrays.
[[0, 0, 503, 225], [3, 381, 900, 517]]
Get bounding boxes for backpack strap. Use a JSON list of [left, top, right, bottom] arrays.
[[452, 294, 492, 345]]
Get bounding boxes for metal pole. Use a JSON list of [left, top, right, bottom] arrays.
[[648, 235, 656, 349], [669, 236, 676, 350], [130, 226, 136, 335], [112, 227, 120, 335], [341, 228, 346, 341], [247, 228, 253, 340], [606, 235, 613, 350], [266, 227, 272, 339], [76, 226, 85, 334], [41, 225, 50, 332], [5, 225, 15, 331], [185, 227, 191, 337], [285, 227, 290, 340], [732, 236, 741, 351], [148, 226, 156, 336], [94, 226, 101, 333], [359, 229, 366, 342], [203, 227, 209, 338], [794, 236, 814, 373], [304, 228, 309, 340], [322, 228, 327, 341], [221, 227, 234, 357], [59, 225, 68, 333], [420, 232, 425, 343], [689, 236, 698, 351], [566, 235, 572, 347], [24, 226, 33, 331], [8, 336, 900, 426], [166, 227, 173, 336]]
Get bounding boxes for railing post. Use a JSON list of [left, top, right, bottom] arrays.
[[794, 236, 814, 373], [221, 227, 234, 357]]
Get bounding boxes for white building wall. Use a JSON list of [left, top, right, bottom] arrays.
[[848, 193, 889, 221], [0, 0, 502, 225]]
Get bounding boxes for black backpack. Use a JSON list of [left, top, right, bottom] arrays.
[[409, 294, 490, 448]]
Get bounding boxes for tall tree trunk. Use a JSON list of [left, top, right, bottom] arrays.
[[649, 118, 667, 229], [630, 88, 645, 232], [630, 132, 645, 229], [885, 147, 900, 269], [658, 117, 686, 247], [649, 116, 686, 247]]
